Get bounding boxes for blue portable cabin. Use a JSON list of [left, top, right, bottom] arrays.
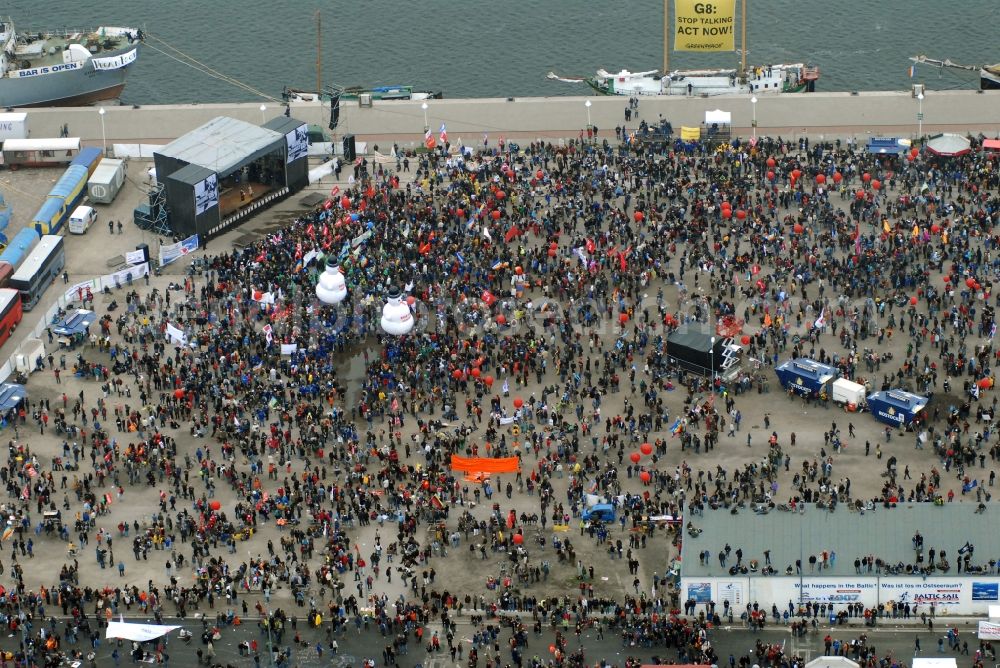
[[69, 147, 103, 178], [35, 165, 89, 235], [867, 390, 928, 427], [32, 197, 66, 237], [0, 227, 39, 269], [775, 358, 838, 398]]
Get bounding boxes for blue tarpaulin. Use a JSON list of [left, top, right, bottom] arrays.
[[0, 383, 26, 411], [52, 309, 95, 336], [867, 390, 928, 426], [775, 358, 837, 397]]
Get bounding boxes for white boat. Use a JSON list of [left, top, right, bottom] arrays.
[[549, 63, 818, 97], [548, 0, 818, 97]]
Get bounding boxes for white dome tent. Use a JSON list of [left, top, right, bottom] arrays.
[[315, 260, 348, 305], [380, 286, 413, 336]]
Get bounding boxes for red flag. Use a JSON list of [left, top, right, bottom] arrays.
[[424, 129, 436, 150], [504, 226, 521, 243]]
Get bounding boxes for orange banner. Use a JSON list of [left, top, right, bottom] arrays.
[[450, 455, 520, 474]]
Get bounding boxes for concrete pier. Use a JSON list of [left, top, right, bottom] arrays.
[[17, 89, 1000, 147]]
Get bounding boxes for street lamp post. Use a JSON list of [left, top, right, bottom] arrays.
[[259, 104, 266, 124], [98, 107, 106, 153], [585, 99, 592, 130], [710, 335, 716, 386], [750, 96, 758, 139], [421, 102, 428, 131], [917, 93, 924, 140]]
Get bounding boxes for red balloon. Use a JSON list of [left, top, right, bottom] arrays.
[[496, 190, 506, 200], [910, 296, 918, 306], [740, 334, 751, 345], [640, 442, 653, 456], [496, 314, 507, 325], [766, 157, 776, 168], [173, 389, 185, 399], [735, 209, 747, 220], [456, 208, 465, 218], [855, 190, 865, 200], [791, 169, 802, 180], [340, 196, 351, 208], [513, 533, 524, 545], [634, 211, 644, 222], [484, 375, 494, 387], [513, 397, 524, 409], [721, 201, 732, 210], [547, 248, 557, 257], [832, 171, 843, 183], [871, 179, 881, 191], [639, 471, 651, 484], [942, 275, 950, 283], [930, 224, 941, 233], [979, 378, 992, 389], [452, 369, 463, 380], [471, 368, 481, 379], [406, 295, 416, 306], [549, 645, 556, 654], [721, 209, 732, 219], [793, 223, 804, 234], [966, 278, 977, 288], [536, 170, 544, 179], [630, 452, 641, 464], [911, 147, 919, 158], [815, 174, 826, 185], [491, 209, 501, 220], [209, 500, 221, 511], [862, 172, 871, 182], [766, 170, 775, 181], [619, 313, 629, 324]]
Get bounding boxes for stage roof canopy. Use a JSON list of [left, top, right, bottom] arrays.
[[157, 116, 282, 174]]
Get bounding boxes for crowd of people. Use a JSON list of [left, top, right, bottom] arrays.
[[0, 113, 997, 667]]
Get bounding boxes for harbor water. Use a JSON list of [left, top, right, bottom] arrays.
[[36, 0, 1000, 104]]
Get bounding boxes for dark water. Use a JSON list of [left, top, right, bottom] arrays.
[[20, 0, 1000, 104]]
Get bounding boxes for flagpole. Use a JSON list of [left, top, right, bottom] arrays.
[[662, 0, 669, 74]]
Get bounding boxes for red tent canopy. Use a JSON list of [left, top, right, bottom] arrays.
[[983, 139, 1000, 152]]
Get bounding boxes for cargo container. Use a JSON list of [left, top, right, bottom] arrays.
[[0, 113, 28, 141], [87, 158, 125, 204], [0, 228, 39, 269]]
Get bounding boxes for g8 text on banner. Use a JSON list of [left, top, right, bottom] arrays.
[[674, 0, 736, 52]]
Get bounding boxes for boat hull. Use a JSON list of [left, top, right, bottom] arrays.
[[982, 74, 1000, 91], [0, 46, 136, 108]]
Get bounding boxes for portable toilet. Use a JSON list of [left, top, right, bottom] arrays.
[[867, 390, 929, 427], [775, 358, 838, 398]]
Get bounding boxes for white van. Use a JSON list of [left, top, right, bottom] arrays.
[[68, 205, 96, 234]]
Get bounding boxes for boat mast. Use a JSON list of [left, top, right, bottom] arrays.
[[740, 0, 747, 77], [662, 0, 669, 73], [315, 10, 322, 92]]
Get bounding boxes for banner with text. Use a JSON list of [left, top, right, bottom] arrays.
[[674, 0, 736, 52], [159, 235, 199, 266]]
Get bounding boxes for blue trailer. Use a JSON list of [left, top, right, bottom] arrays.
[[33, 164, 89, 235], [867, 390, 928, 427], [775, 358, 838, 398], [69, 147, 103, 178], [0, 227, 39, 269]]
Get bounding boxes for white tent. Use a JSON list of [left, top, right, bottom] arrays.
[[705, 109, 732, 125], [806, 658, 860, 668], [106, 619, 181, 642], [912, 659, 958, 668]]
